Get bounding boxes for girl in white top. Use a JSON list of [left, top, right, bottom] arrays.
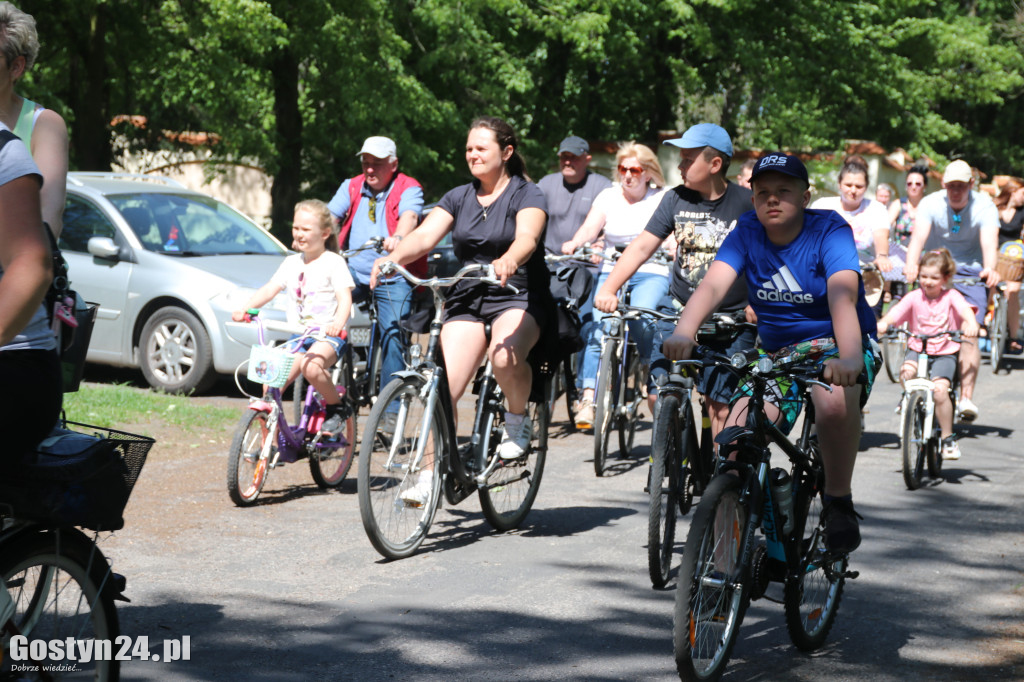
[[233, 200, 354, 433], [561, 142, 670, 427]]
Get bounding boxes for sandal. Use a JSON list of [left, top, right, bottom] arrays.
[[1007, 338, 1024, 355]]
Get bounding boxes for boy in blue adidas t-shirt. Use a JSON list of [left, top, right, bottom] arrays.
[[663, 152, 879, 555]]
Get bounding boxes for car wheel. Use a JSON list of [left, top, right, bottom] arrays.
[[139, 306, 216, 394]]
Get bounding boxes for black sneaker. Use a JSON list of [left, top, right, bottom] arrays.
[[321, 406, 347, 436], [820, 497, 862, 555]]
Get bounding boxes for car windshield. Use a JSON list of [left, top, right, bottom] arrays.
[[108, 193, 285, 256]]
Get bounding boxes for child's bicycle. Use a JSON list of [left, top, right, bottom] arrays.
[[226, 311, 357, 506], [886, 328, 965, 490], [673, 347, 861, 682]]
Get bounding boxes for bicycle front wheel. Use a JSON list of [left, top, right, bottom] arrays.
[[479, 390, 549, 532], [310, 351, 357, 489], [648, 393, 681, 589], [227, 409, 274, 506], [617, 347, 644, 458], [593, 338, 619, 477], [991, 294, 1007, 372], [901, 392, 928, 490], [784, 473, 847, 651], [357, 376, 444, 559], [674, 474, 749, 682], [0, 528, 119, 680]]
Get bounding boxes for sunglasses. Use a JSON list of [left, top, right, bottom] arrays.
[[296, 270, 305, 299], [618, 165, 644, 177], [367, 195, 377, 223], [951, 213, 962, 234], [906, 181, 924, 187]]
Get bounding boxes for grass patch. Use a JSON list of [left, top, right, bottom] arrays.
[[62, 383, 238, 431]]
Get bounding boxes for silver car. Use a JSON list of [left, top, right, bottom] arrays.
[[60, 172, 296, 393]]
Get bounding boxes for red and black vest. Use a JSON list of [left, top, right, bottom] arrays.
[[339, 172, 426, 277]]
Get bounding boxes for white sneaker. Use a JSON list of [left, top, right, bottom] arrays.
[[498, 413, 533, 461], [942, 438, 961, 460], [958, 397, 979, 422], [400, 475, 433, 508]]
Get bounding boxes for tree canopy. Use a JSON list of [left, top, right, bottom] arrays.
[[17, 0, 1024, 238]]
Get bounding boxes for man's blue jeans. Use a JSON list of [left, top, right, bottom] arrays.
[[352, 276, 414, 394]]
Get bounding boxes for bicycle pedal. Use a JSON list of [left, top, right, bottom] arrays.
[[843, 569, 860, 580]]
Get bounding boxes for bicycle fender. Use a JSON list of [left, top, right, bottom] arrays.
[[247, 400, 273, 414], [903, 379, 935, 393]]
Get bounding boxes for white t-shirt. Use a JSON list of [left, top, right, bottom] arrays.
[[270, 251, 355, 328], [809, 196, 889, 253], [593, 185, 668, 274], [0, 122, 55, 352]]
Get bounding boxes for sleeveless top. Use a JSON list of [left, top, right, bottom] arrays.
[[894, 198, 915, 245], [12, 98, 44, 153]]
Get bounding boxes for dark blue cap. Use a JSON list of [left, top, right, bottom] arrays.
[[749, 152, 808, 184]]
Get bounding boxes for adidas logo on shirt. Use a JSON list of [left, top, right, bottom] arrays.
[[756, 265, 815, 303]]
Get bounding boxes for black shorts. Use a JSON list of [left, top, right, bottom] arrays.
[[443, 282, 549, 329], [0, 349, 63, 456]]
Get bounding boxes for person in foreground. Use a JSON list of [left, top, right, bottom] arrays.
[[232, 200, 354, 436], [877, 248, 979, 461], [373, 117, 548, 506], [662, 152, 879, 555], [0, 122, 60, 455]]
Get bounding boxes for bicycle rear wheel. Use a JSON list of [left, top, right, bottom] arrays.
[[227, 409, 274, 506], [648, 394, 681, 589], [0, 528, 119, 680], [310, 351, 357, 489], [901, 392, 928, 490], [479, 389, 549, 531], [593, 338, 619, 477], [784, 466, 847, 651], [674, 474, 748, 682], [882, 324, 907, 383], [357, 376, 445, 559], [990, 294, 1007, 372], [617, 347, 644, 458]]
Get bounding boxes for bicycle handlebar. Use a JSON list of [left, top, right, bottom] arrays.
[[377, 260, 521, 295], [342, 237, 386, 260]]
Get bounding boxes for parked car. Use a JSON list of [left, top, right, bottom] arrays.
[[59, 172, 299, 393]]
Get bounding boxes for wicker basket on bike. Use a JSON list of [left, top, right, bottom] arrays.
[[996, 240, 1024, 282]]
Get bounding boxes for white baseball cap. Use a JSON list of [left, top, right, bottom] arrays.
[[943, 160, 973, 184], [356, 136, 397, 159]]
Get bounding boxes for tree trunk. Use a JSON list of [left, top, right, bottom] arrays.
[[269, 48, 302, 244]]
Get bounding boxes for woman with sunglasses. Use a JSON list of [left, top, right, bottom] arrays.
[[560, 142, 669, 429], [890, 164, 929, 247]]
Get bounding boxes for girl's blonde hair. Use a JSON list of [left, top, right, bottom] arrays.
[[919, 247, 955, 279], [294, 199, 338, 253], [616, 142, 665, 188]]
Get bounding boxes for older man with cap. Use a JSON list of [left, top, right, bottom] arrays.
[[594, 123, 754, 437], [537, 135, 613, 256], [904, 159, 1000, 422], [327, 136, 424, 405]]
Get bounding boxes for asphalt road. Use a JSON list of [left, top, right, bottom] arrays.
[[104, 356, 1024, 681]]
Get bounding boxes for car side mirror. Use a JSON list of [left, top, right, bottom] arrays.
[[87, 236, 122, 260]]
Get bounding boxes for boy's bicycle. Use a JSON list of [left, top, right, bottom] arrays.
[[1, 421, 154, 680], [357, 261, 550, 559], [227, 313, 357, 506], [647, 313, 751, 589], [886, 329, 964, 489], [673, 348, 859, 682]]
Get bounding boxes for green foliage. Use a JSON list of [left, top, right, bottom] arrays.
[[63, 383, 237, 431], [16, 0, 1024, 215]]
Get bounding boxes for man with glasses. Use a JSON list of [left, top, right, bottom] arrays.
[[328, 136, 424, 409], [904, 159, 1000, 422]]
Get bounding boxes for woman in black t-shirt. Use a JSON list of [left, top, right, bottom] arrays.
[[373, 117, 547, 501]]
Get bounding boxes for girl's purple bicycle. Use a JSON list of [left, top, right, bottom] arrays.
[[227, 311, 356, 506]]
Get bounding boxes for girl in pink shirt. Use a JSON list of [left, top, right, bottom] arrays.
[[877, 248, 979, 458]]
